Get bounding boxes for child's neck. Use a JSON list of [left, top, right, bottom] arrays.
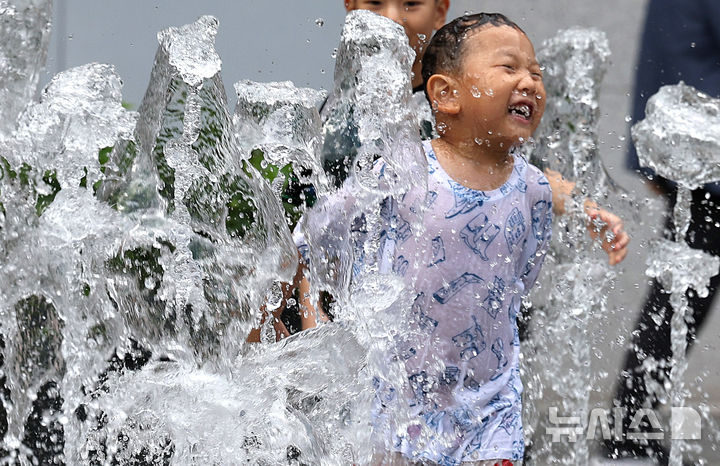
[[430, 134, 515, 192]]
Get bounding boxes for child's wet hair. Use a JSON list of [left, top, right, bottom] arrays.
[[421, 13, 525, 95]]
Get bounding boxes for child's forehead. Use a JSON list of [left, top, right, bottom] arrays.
[[462, 25, 537, 61]]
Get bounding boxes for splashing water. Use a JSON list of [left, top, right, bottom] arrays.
[[233, 79, 329, 201], [632, 82, 720, 466], [633, 83, 720, 192], [0, 0, 53, 139], [2, 3, 716, 465], [0, 6, 430, 465], [520, 28, 618, 466]]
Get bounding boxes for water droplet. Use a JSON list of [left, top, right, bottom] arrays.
[[486, 89, 494, 97], [624, 115, 632, 122], [67, 34, 73, 40], [474, 137, 483, 146], [331, 48, 338, 59], [470, 86, 482, 98], [315, 18, 325, 27], [690, 41, 696, 48]]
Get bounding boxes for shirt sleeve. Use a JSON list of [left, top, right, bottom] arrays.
[[293, 179, 358, 266], [293, 157, 390, 267]]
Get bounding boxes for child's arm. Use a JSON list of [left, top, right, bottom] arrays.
[[584, 201, 630, 266], [245, 250, 330, 343], [245, 250, 309, 343], [545, 168, 629, 266], [245, 282, 292, 343], [295, 260, 330, 330]]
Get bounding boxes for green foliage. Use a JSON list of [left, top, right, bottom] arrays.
[[224, 173, 259, 239], [98, 146, 112, 168], [36, 170, 61, 215], [242, 149, 315, 231], [106, 241, 173, 303], [15, 295, 64, 378], [0, 155, 62, 217]]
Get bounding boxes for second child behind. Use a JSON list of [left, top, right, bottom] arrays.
[[367, 13, 551, 465]]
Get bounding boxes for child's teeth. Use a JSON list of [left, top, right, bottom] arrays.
[[510, 105, 530, 117]]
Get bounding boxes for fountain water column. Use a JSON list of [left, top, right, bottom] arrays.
[[521, 28, 617, 465], [97, 15, 299, 361], [233, 79, 328, 201], [297, 10, 428, 460], [302, 9, 426, 301], [83, 11, 428, 464], [632, 82, 720, 466], [0, 0, 53, 139], [0, 61, 138, 462], [0, 12, 304, 462], [233, 80, 327, 341]]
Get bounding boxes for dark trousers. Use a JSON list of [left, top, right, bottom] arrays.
[[607, 188, 720, 462]]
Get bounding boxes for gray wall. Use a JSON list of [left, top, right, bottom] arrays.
[[45, 1, 347, 104]]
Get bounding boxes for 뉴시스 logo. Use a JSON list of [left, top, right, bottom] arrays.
[[545, 406, 702, 442]]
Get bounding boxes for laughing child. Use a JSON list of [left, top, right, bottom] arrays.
[[248, 1, 627, 342], [370, 13, 552, 465]]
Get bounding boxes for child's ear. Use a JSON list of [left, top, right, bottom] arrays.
[[426, 74, 460, 115], [433, 0, 450, 31]]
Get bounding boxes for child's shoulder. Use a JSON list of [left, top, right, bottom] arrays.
[[520, 159, 551, 197]]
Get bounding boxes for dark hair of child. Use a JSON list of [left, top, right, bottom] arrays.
[[421, 12, 525, 100]]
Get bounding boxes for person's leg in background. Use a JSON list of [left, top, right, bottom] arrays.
[[608, 189, 720, 463]]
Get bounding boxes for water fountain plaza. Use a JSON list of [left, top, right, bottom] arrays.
[[1, 2, 720, 465]]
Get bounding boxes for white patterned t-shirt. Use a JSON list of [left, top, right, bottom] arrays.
[[373, 140, 552, 464]]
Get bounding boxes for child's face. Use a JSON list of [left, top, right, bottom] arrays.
[[455, 25, 546, 147], [346, 0, 448, 59]]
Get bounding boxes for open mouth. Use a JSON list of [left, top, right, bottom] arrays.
[[508, 103, 532, 120]]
